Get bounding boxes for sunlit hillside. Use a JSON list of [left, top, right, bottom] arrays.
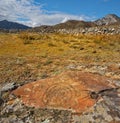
[[0, 32, 120, 84]]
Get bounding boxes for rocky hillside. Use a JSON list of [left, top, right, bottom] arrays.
[[54, 20, 96, 29], [0, 32, 120, 123], [1, 14, 120, 33], [30, 14, 120, 34], [0, 20, 30, 30], [31, 20, 97, 32], [30, 21, 96, 33], [53, 14, 120, 29]]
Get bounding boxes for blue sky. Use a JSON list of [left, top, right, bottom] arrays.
[[0, 0, 120, 27], [39, 0, 120, 18]]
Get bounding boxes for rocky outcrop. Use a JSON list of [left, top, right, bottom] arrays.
[[10, 71, 120, 123], [56, 25, 120, 34], [31, 23, 120, 35], [0, 67, 120, 123], [34, 25, 120, 34], [95, 14, 120, 26], [30, 14, 120, 34]]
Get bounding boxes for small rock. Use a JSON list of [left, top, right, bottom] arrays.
[[1, 82, 17, 92], [67, 64, 77, 70], [113, 80, 120, 87], [0, 96, 4, 106], [92, 50, 97, 53], [41, 119, 50, 123]]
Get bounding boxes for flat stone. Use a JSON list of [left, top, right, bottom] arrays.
[[12, 71, 115, 113]]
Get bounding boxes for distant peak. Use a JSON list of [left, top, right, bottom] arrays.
[[0, 20, 30, 30], [104, 14, 119, 19], [95, 14, 120, 25], [1, 20, 8, 22]]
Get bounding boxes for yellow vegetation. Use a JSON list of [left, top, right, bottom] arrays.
[[0, 32, 120, 83]]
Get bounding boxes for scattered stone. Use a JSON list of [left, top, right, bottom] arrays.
[[66, 64, 77, 70], [92, 50, 97, 53], [37, 25, 120, 34], [0, 96, 4, 106], [1, 82, 17, 92]]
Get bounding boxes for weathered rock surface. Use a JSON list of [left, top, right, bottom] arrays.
[[73, 88, 120, 123], [0, 71, 120, 123], [0, 96, 72, 123], [10, 71, 120, 123], [12, 71, 114, 112], [0, 82, 17, 92]]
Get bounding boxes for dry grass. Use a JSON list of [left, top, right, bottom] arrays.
[[0, 32, 120, 84]]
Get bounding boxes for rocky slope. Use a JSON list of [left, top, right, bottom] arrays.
[[53, 20, 96, 29], [30, 14, 120, 33], [0, 70, 120, 123], [1, 14, 120, 34]]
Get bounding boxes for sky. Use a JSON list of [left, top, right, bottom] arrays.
[[0, 0, 120, 27]]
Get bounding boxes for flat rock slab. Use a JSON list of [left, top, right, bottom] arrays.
[[12, 71, 115, 113]]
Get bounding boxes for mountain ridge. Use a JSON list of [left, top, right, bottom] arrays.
[[32, 14, 120, 31], [0, 14, 120, 31]]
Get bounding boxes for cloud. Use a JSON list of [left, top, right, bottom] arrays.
[[0, 0, 92, 27]]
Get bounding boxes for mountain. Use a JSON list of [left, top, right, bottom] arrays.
[[1, 14, 119, 32], [0, 20, 30, 30], [94, 14, 120, 25], [31, 14, 120, 33]]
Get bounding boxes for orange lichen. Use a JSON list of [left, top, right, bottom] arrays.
[[13, 71, 114, 113]]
